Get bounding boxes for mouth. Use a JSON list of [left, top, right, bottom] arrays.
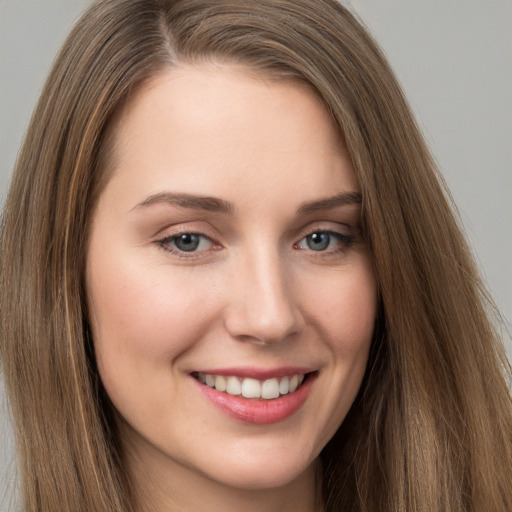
[[191, 369, 317, 424], [193, 372, 308, 400]]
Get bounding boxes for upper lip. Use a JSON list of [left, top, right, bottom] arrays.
[[191, 366, 317, 380]]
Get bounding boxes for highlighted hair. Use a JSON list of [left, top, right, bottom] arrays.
[[1, 1, 511, 510]]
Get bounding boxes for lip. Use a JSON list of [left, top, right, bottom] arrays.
[[192, 369, 318, 425], [194, 366, 316, 380]]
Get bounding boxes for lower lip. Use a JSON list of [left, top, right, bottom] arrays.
[[194, 373, 317, 425]]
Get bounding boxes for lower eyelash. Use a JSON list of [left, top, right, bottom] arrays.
[[331, 232, 355, 247], [156, 231, 212, 256], [154, 229, 356, 259], [302, 230, 356, 253]]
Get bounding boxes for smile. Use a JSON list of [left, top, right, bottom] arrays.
[[195, 372, 306, 400], [192, 370, 317, 424]]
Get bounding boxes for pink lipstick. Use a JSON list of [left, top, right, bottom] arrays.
[[192, 368, 317, 424]]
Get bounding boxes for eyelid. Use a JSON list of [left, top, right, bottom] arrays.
[[152, 221, 358, 260], [293, 224, 356, 255], [155, 226, 222, 259], [295, 220, 353, 240]]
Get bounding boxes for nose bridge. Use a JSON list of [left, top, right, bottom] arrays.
[[224, 243, 301, 344]]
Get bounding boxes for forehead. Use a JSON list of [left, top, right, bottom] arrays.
[[99, 63, 358, 212]]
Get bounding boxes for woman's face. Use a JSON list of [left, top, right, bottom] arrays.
[[86, 64, 376, 493]]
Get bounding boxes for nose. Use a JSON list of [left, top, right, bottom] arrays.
[[223, 249, 304, 344]]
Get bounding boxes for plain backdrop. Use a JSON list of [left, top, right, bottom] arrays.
[[1, 1, 511, 510]]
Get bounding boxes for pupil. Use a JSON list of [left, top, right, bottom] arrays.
[[176, 234, 200, 251], [308, 233, 330, 251]]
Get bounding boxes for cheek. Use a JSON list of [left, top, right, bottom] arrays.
[[87, 257, 222, 385], [290, 258, 376, 450], [304, 259, 377, 355]]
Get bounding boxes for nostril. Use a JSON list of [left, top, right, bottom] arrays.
[[223, 307, 303, 345]]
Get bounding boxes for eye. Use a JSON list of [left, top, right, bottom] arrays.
[[159, 232, 214, 253], [296, 230, 354, 252]]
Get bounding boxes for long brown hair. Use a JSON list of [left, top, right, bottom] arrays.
[[1, 1, 511, 511]]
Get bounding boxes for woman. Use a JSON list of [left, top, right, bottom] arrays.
[[1, 0, 511, 511]]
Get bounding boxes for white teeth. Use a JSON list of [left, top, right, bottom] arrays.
[[226, 376, 241, 395], [215, 375, 227, 392], [261, 378, 280, 399], [241, 378, 261, 398], [289, 375, 299, 393], [196, 372, 308, 400], [279, 376, 290, 395]]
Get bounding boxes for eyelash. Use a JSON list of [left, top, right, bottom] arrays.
[[294, 229, 355, 256], [156, 228, 355, 259], [156, 230, 216, 258]]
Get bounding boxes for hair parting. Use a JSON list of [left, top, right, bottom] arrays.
[[1, 1, 510, 511]]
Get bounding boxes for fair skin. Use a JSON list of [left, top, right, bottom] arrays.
[[86, 64, 377, 512]]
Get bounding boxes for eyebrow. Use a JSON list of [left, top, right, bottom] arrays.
[[133, 192, 235, 214], [297, 192, 362, 215], [133, 191, 362, 215]]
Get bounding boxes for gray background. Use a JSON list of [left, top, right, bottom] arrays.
[[1, 1, 511, 510]]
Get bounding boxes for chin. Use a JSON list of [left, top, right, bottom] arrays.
[[193, 441, 319, 491], [206, 458, 316, 491]]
